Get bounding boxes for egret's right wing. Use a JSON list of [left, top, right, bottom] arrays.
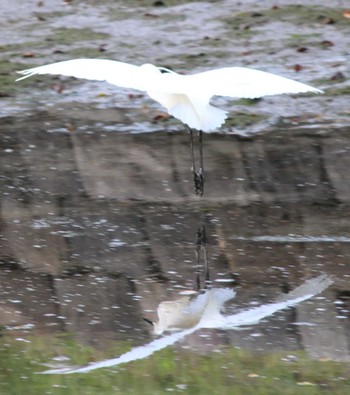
[[16, 59, 157, 92]]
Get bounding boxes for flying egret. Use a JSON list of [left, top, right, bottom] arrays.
[[17, 59, 323, 195]]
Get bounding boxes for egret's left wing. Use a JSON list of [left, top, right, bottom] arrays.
[[181, 67, 323, 99], [216, 274, 333, 330]]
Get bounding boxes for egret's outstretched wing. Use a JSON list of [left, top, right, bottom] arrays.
[[16, 59, 158, 92], [39, 327, 196, 374], [215, 274, 333, 330], [185, 67, 323, 99]]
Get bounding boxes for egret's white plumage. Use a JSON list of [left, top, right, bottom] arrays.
[[39, 274, 332, 374], [17, 58, 322, 132], [152, 288, 235, 335]]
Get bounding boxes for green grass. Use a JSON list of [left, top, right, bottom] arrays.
[[0, 60, 34, 97], [225, 111, 268, 128], [0, 333, 349, 395]]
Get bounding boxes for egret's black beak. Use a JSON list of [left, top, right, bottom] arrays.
[[143, 317, 154, 326]]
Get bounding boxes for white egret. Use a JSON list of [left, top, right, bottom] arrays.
[[17, 59, 323, 195], [39, 274, 332, 374]]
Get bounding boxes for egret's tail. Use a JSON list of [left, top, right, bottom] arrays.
[[200, 104, 228, 132], [148, 90, 228, 132], [169, 101, 227, 132]]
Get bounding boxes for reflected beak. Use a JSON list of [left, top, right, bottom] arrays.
[[143, 317, 154, 326]]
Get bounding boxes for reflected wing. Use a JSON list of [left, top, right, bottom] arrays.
[[16, 59, 156, 92], [39, 327, 197, 375], [214, 274, 333, 329], [187, 67, 323, 99]]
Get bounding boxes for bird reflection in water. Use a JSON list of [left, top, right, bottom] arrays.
[[143, 225, 226, 335], [40, 226, 333, 374]]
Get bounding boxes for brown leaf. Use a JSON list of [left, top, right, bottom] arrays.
[[240, 50, 252, 56], [293, 64, 303, 72], [330, 71, 346, 82], [98, 44, 107, 52], [66, 124, 77, 132], [22, 51, 35, 58], [144, 13, 159, 18], [321, 40, 335, 48], [128, 93, 144, 99], [36, 14, 47, 21], [51, 83, 65, 94], [343, 10, 350, 18], [320, 17, 335, 25], [297, 47, 309, 53], [153, 112, 170, 122], [53, 49, 65, 54]]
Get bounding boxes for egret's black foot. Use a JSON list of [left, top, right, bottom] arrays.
[[196, 225, 207, 247], [193, 171, 204, 196]]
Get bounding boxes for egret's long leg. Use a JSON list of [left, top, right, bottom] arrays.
[[198, 130, 204, 196], [200, 226, 210, 288], [195, 226, 202, 291], [188, 126, 196, 174], [187, 126, 204, 196], [195, 225, 210, 291], [188, 126, 200, 195]]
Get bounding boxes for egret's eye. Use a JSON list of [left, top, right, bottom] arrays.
[[159, 67, 172, 74]]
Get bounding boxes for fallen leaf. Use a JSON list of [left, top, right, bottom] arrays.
[[53, 49, 65, 54], [66, 124, 76, 132], [22, 51, 35, 58], [51, 83, 65, 94], [293, 64, 303, 72], [36, 14, 46, 21], [128, 93, 144, 99], [144, 13, 159, 18], [297, 47, 309, 53], [321, 40, 335, 48], [153, 112, 170, 122], [330, 71, 346, 81], [320, 16, 335, 25], [343, 10, 350, 18]]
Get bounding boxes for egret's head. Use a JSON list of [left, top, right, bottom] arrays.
[[143, 317, 165, 336], [140, 63, 162, 76]]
